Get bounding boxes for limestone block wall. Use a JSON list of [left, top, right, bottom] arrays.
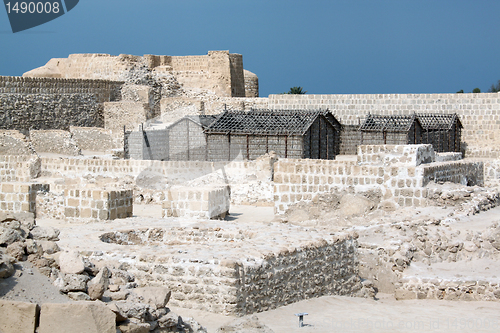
[[106, 228, 360, 315], [103, 101, 151, 132], [0, 182, 49, 215], [0, 155, 41, 182], [357, 144, 435, 166], [273, 145, 484, 215], [483, 159, 500, 182], [162, 185, 230, 219], [128, 128, 168, 161], [63, 188, 133, 220], [39, 157, 272, 185], [268, 93, 500, 156]]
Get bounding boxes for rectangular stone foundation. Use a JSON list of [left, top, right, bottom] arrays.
[[64, 188, 133, 220], [0, 182, 49, 215], [104, 226, 361, 315], [162, 185, 230, 219]]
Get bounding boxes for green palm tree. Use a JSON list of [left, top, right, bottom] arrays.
[[287, 86, 307, 94]]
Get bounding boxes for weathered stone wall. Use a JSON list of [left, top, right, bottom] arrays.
[[0, 76, 123, 133], [0, 182, 49, 215], [268, 93, 500, 157], [69, 126, 117, 151], [0, 130, 34, 155], [162, 185, 230, 219], [128, 128, 169, 160], [29, 130, 81, 156], [0, 93, 103, 132], [357, 144, 435, 167], [39, 157, 272, 184], [422, 161, 484, 187], [273, 145, 484, 215], [106, 228, 360, 315], [0, 155, 41, 182], [0, 75, 122, 102], [63, 188, 133, 220], [103, 101, 151, 132]]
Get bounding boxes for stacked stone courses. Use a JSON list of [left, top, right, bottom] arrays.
[[103, 226, 360, 315], [162, 186, 230, 219], [63, 188, 133, 220], [0, 182, 48, 214], [0, 155, 40, 182], [0, 76, 123, 102], [0, 76, 123, 132], [273, 144, 485, 215]]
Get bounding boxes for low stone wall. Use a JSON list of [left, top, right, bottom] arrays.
[[274, 145, 483, 215], [357, 144, 435, 166], [239, 236, 360, 314], [435, 152, 463, 162], [422, 160, 484, 187], [0, 182, 49, 215], [29, 130, 81, 156], [69, 126, 116, 151], [395, 278, 500, 302], [40, 157, 272, 184], [0, 155, 41, 182], [101, 227, 361, 315], [0, 130, 33, 155], [162, 185, 230, 219], [63, 188, 133, 220]]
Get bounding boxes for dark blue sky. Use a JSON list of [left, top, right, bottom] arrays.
[[1, 0, 499, 96]]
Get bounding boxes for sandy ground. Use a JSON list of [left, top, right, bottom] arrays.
[[170, 293, 500, 333], [2, 204, 500, 332]]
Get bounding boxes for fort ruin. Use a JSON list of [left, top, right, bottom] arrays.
[[1, 51, 500, 332]]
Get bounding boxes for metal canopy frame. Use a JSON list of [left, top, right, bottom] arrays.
[[359, 114, 420, 132], [204, 109, 338, 136], [417, 113, 463, 131]]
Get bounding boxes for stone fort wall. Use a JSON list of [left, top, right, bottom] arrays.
[[0, 76, 123, 132], [267, 93, 500, 157], [24, 51, 252, 98]]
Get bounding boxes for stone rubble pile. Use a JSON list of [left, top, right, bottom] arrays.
[[358, 187, 500, 301], [0, 212, 207, 332]]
